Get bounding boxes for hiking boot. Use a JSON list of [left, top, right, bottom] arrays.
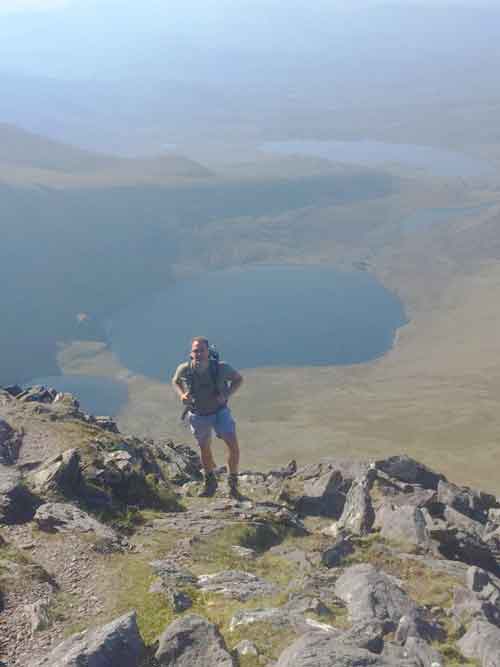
[[198, 472, 218, 498], [228, 473, 241, 500]]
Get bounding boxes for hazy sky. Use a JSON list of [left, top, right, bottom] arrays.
[[2, 0, 500, 81]]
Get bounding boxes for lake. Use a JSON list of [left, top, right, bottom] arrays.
[[24, 375, 129, 417], [107, 265, 407, 379], [262, 140, 496, 178]]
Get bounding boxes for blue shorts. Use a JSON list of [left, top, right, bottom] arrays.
[[187, 407, 236, 443]]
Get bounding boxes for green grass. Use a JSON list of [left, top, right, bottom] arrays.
[[110, 554, 174, 645]]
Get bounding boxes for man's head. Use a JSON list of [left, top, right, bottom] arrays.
[[190, 336, 210, 368]]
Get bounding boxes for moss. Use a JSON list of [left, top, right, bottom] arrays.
[[438, 643, 480, 666]]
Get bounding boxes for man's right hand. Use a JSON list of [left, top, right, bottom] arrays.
[[181, 392, 192, 404]]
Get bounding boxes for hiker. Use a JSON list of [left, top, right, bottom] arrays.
[[172, 336, 243, 498]]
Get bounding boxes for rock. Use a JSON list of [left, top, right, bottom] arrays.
[[29, 449, 82, 497], [453, 566, 500, 627], [402, 637, 443, 667], [0, 465, 39, 524], [276, 630, 397, 666], [31, 610, 145, 666], [231, 545, 257, 559], [3, 384, 23, 397], [168, 590, 193, 612], [341, 621, 384, 653], [17, 385, 57, 404], [375, 504, 428, 547], [375, 456, 444, 490], [269, 543, 317, 570], [93, 416, 119, 433], [335, 564, 439, 640], [150, 560, 198, 587], [297, 470, 345, 517], [467, 565, 492, 592], [155, 614, 235, 666], [337, 478, 375, 536], [430, 525, 500, 576], [197, 570, 279, 601], [234, 639, 259, 656], [25, 599, 51, 634], [34, 502, 117, 540], [457, 619, 500, 667], [230, 607, 293, 632], [153, 440, 202, 484], [438, 480, 498, 523], [0, 418, 23, 464], [443, 506, 485, 537], [321, 534, 355, 567]]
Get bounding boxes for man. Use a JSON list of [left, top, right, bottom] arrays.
[[172, 337, 243, 498]]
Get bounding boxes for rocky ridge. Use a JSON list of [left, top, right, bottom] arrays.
[[1, 384, 499, 665]]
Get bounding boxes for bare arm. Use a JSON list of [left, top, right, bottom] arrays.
[[226, 370, 243, 398], [172, 372, 190, 403]]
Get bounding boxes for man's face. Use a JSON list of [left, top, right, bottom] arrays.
[[191, 340, 209, 366]]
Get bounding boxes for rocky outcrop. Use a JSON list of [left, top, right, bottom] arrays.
[[335, 564, 442, 641], [457, 619, 500, 667], [375, 455, 445, 490], [30, 611, 145, 666], [6, 384, 500, 667], [275, 630, 401, 667], [28, 449, 82, 498], [0, 418, 23, 464], [34, 502, 117, 541], [155, 614, 235, 666]]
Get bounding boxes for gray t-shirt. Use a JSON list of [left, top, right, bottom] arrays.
[[172, 361, 237, 415]]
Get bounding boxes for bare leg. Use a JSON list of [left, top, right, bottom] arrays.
[[221, 433, 240, 475], [198, 437, 216, 474]]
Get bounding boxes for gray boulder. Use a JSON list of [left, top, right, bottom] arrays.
[[28, 448, 81, 497], [375, 456, 444, 490], [321, 534, 355, 568], [403, 637, 443, 667], [297, 469, 345, 517], [34, 502, 117, 541], [276, 630, 398, 666], [17, 385, 57, 403], [155, 614, 235, 666], [430, 524, 500, 576], [337, 479, 375, 536], [457, 619, 500, 667], [31, 611, 145, 666], [0, 418, 23, 464], [375, 504, 428, 547], [335, 564, 439, 640], [197, 569, 279, 601], [0, 464, 38, 524], [453, 566, 500, 626], [438, 479, 498, 523]]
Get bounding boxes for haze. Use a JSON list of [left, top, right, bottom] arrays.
[[2, 0, 500, 490]]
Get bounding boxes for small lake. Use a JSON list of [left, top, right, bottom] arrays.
[[107, 265, 407, 379], [24, 375, 129, 417], [262, 140, 496, 178]]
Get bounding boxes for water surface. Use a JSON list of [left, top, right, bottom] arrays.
[[25, 375, 128, 417], [108, 265, 407, 379]]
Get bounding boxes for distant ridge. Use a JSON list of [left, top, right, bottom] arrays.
[[0, 123, 213, 185]]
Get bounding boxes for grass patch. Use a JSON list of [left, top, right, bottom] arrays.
[[109, 553, 174, 645]]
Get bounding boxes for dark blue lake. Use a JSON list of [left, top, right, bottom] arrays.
[[107, 265, 407, 379], [24, 375, 128, 417]]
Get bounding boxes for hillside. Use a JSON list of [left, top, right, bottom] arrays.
[[1, 385, 500, 666], [0, 123, 212, 185], [0, 132, 399, 386]]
